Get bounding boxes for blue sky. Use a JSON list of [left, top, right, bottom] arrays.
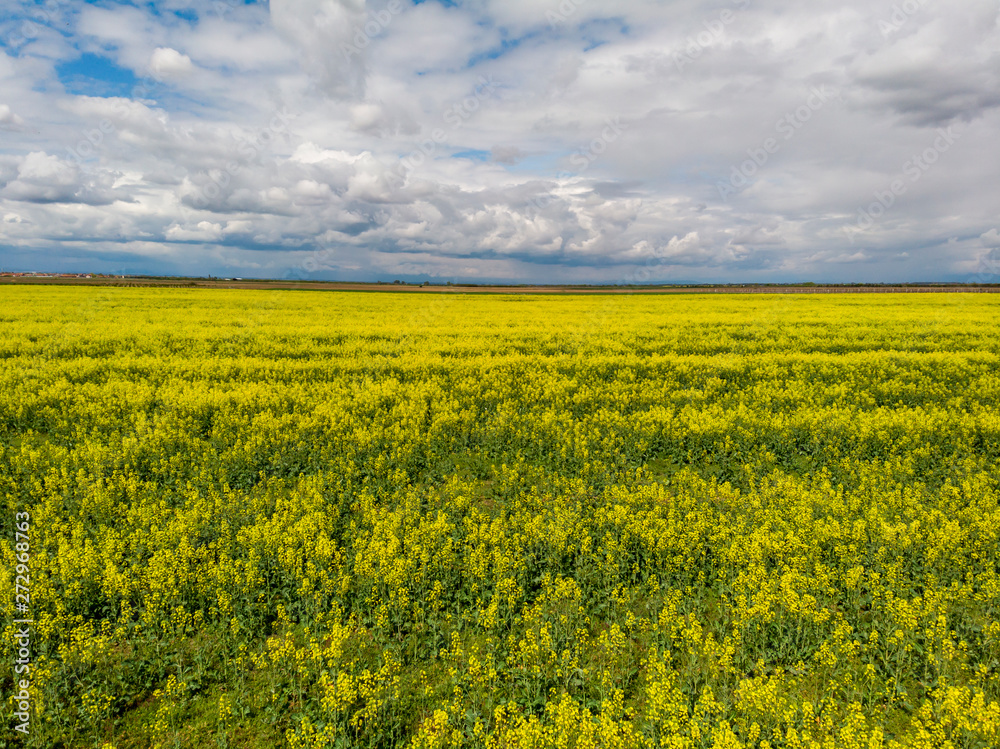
[[1, 0, 999, 283], [56, 53, 138, 97]]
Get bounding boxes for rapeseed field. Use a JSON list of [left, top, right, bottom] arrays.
[[1, 287, 998, 748]]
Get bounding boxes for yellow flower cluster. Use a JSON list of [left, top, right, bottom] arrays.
[[0, 287, 998, 747]]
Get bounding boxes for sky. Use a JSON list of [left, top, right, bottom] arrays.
[[0, 0, 999, 284]]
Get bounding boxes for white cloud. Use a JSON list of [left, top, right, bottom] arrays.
[[1, 152, 126, 205], [149, 47, 195, 79], [166, 220, 223, 241], [0, 104, 26, 130], [1, 0, 999, 282], [270, 0, 367, 98], [827, 251, 872, 264]]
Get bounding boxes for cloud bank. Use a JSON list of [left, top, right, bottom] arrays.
[[0, 0, 998, 283]]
